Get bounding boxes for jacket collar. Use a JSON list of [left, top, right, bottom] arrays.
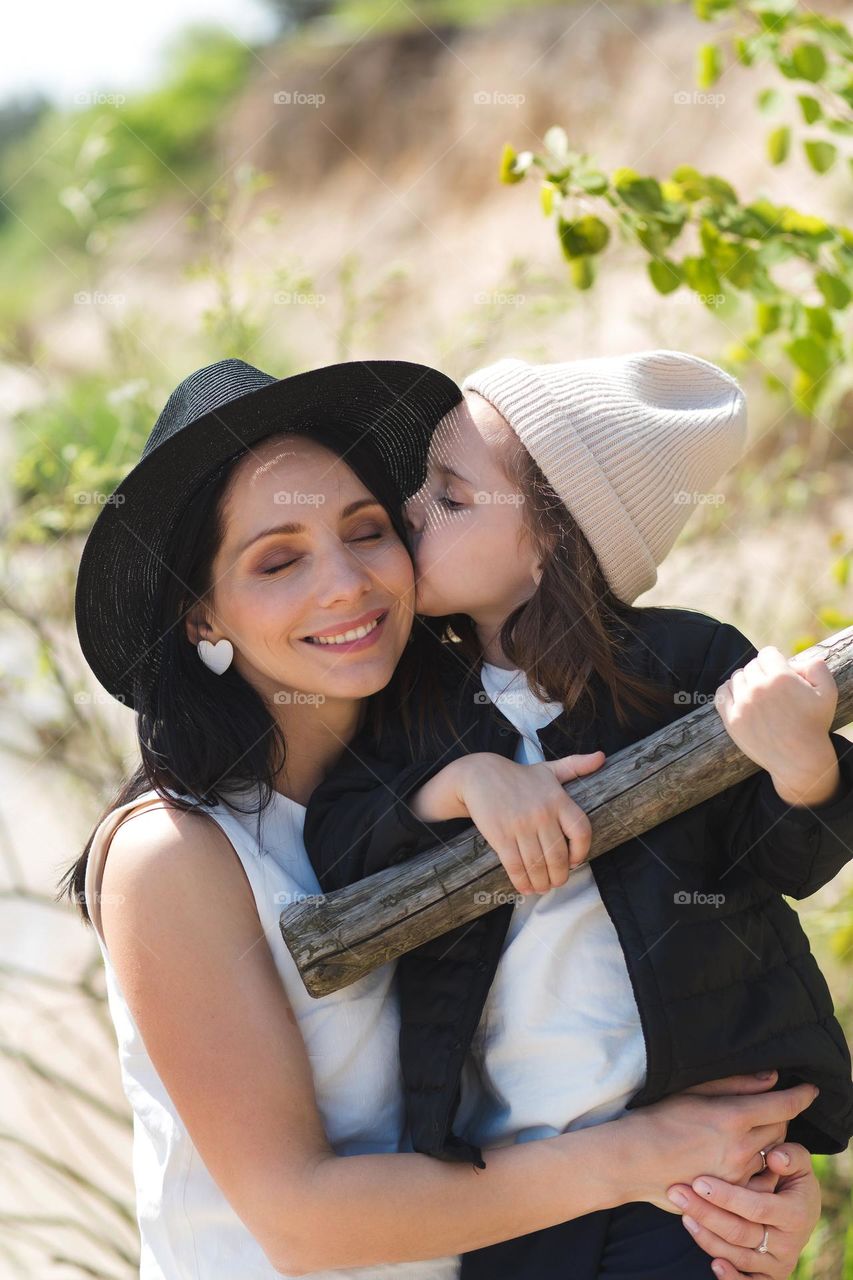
[[464, 656, 665, 763]]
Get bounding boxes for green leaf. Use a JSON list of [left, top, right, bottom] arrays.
[[612, 169, 664, 213], [558, 215, 611, 259], [698, 43, 723, 88], [804, 305, 834, 338], [756, 239, 796, 267], [727, 247, 758, 288], [635, 220, 665, 256], [767, 125, 790, 164], [734, 36, 754, 64], [754, 9, 789, 31], [705, 174, 738, 203], [756, 301, 781, 333], [540, 183, 555, 216], [797, 94, 822, 124], [747, 198, 785, 227], [791, 42, 827, 82], [817, 605, 853, 629], [758, 88, 783, 113], [791, 368, 821, 413], [804, 139, 837, 173], [682, 254, 724, 301], [832, 554, 851, 587], [778, 208, 832, 239], [693, 0, 735, 19], [699, 217, 721, 255], [500, 143, 532, 184], [670, 165, 706, 201], [785, 335, 832, 379], [648, 258, 682, 294], [569, 256, 595, 290], [816, 271, 851, 309], [702, 223, 752, 282]]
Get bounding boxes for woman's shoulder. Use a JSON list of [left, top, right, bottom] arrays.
[[99, 798, 256, 937], [106, 796, 222, 859]]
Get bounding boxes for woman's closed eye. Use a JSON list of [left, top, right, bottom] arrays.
[[438, 494, 464, 510], [259, 529, 385, 576], [261, 560, 297, 575]]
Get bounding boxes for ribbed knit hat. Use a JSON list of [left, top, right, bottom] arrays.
[[461, 349, 747, 604]]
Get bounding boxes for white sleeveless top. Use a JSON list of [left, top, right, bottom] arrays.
[[454, 664, 647, 1148], [84, 783, 460, 1280]]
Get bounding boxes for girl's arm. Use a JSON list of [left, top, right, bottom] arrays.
[[410, 750, 606, 893], [304, 730, 475, 891], [695, 621, 853, 899], [99, 803, 816, 1276]]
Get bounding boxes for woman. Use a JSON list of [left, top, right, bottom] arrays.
[[61, 357, 822, 1279]]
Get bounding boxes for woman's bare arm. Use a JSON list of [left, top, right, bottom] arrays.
[[99, 805, 817, 1276]]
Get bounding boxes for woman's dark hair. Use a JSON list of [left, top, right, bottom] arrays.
[[58, 429, 423, 923], [401, 419, 676, 757]]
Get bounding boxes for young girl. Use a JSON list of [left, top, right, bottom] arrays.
[[303, 349, 853, 1279]]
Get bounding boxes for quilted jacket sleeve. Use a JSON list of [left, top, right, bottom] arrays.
[[694, 621, 853, 899], [303, 728, 475, 893]]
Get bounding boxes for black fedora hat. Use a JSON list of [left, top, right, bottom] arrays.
[[74, 357, 462, 709]]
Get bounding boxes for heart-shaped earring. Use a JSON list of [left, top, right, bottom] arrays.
[[197, 638, 234, 675]]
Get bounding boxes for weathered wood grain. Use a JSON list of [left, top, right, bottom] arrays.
[[281, 626, 853, 997]]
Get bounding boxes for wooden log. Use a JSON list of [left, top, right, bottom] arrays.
[[280, 625, 853, 997]]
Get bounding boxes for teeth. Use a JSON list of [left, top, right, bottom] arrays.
[[310, 617, 381, 645]]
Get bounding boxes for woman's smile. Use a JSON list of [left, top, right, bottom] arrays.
[[301, 607, 390, 653]]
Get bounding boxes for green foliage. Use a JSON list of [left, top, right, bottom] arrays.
[[327, 0, 568, 33], [10, 376, 156, 543], [0, 27, 254, 304], [499, 130, 853, 414], [118, 28, 254, 177], [693, 0, 853, 179]]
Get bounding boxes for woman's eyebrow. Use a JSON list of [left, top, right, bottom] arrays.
[[236, 499, 384, 553]]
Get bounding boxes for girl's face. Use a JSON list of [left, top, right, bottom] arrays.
[[192, 435, 416, 705], [404, 391, 542, 629]]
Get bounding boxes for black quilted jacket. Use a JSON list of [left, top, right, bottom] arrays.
[[303, 607, 853, 1165]]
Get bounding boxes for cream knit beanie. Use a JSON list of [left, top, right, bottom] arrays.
[[461, 349, 747, 605]]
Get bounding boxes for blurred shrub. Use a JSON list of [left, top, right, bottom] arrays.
[[0, 28, 255, 328]]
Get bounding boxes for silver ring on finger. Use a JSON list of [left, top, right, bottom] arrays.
[[756, 1225, 770, 1255]]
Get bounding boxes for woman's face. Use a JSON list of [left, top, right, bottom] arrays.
[[194, 434, 416, 705], [404, 391, 541, 627]]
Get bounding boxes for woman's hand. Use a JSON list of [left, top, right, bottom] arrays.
[[615, 1070, 818, 1215], [664, 1142, 821, 1279], [446, 750, 606, 894]]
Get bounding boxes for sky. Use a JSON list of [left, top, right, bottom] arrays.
[[1, 0, 279, 106]]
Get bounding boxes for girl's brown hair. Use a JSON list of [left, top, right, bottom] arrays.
[[391, 417, 675, 757]]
